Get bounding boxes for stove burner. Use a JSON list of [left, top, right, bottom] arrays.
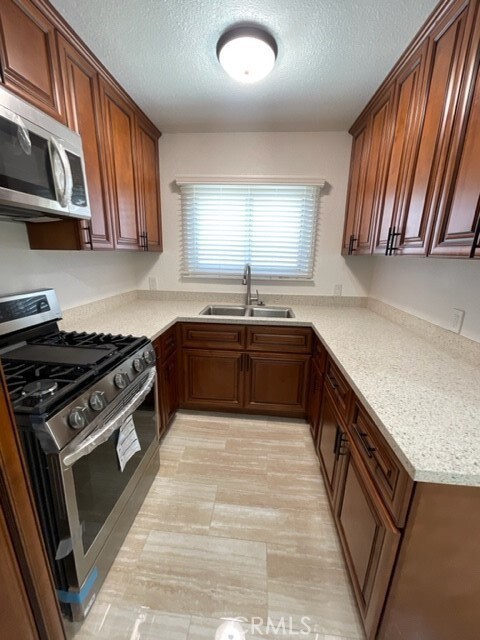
[[22, 379, 59, 399]]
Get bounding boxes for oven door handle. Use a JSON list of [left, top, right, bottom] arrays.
[[62, 368, 156, 468]]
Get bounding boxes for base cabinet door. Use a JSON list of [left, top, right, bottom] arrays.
[[316, 390, 347, 501], [160, 352, 179, 437], [335, 444, 401, 639], [308, 359, 323, 440], [181, 349, 244, 410], [244, 353, 309, 417]]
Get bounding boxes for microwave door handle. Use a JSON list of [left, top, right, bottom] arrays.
[[62, 368, 156, 468], [49, 137, 73, 207]]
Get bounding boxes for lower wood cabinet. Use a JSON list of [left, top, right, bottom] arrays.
[[335, 443, 401, 639], [155, 329, 179, 440], [307, 358, 324, 439], [179, 323, 313, 417], [316, 389, 347, 502], [159, 352, 179, 436], [244, 352, 310, 416], [181, 349, 244, 410]]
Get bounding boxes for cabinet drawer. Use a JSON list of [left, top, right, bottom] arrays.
[[349, 401, 414, 527], [324, 358, 352, 422], [180, 323, 246, 350], [246, 326, 312, 353], [159, 326, 177, 361]]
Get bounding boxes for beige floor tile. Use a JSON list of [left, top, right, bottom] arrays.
[[134, 477, 217, 534], [70, 599, 191, 639], [210, 503, 338, 552], [70, 412, 365, 640], [123, 530, 268, 620], [214, 485, 321, 512]]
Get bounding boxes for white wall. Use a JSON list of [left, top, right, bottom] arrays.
[[0, 221, 142, 310], [369, 256, 480, 342], [137, 132, 373, 297]]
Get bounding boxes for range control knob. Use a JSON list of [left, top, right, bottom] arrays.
[[143, 349, 155, 365], [89, 390, 106, 412], [114, 372, 128, 389], [133, 357, 145, 373], [68, 407, 87, 430]]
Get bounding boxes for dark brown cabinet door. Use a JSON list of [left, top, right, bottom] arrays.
[[316, 390, 346, 501], [100, 79, 141, 250], [343, 88, 394, 255], [431, 9, 480, 258], [396, 0, 473, 255], [244, 352, 310, 417], [308, 359, 323, 441], [374, 42, 428, 254], [342, 121, 369, 254], [0, 0, 64, 121], [181, 349, 244, 410], [136, 116, 162, 252], [160, 352, 179, 437], [58, 36, 113, 249], [336, 444, 400, 639]]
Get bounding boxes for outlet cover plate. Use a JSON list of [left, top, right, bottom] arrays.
[[451, 308, 465, 334]]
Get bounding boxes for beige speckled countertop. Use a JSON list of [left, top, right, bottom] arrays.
[[60, 293, 480, 487]]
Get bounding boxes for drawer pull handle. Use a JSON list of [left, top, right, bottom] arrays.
[[353, 424, 376, 458], [327, 372, 339, 389]]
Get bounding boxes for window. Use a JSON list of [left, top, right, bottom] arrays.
[[179, 179, 322, 279]]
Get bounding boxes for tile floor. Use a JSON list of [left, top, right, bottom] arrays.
[[68, 412, 364, 640]]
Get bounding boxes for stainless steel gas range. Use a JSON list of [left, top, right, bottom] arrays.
[[0, 289, 159, 621]]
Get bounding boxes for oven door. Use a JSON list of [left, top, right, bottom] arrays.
[[59, 367, 159, 587]]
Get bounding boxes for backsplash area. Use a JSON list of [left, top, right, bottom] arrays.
[[0, 221, 141, 309]]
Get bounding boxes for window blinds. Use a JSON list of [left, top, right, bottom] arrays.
[[180, 182, 320, 278]]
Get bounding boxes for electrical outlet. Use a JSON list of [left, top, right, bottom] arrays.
[[333, 283, 343, 296], [148, 276, 158, 291], [451, 308, 465, 334]]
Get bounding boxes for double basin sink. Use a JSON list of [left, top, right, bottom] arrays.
[[200, 304, 295, 318]]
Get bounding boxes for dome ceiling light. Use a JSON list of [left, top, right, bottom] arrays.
[[217, 26, 278, 84]]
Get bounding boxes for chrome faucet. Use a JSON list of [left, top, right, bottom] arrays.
[[242, 264, 260, 306]]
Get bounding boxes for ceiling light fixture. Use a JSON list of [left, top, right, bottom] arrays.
[[217, 26, 277, 84]]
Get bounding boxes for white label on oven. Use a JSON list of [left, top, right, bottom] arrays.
[[116, 416, 141, 472]]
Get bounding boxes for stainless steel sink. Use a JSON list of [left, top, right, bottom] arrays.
[[199, 304, 295, 318], [200, 305, 249, 316], [249, 306, 295, 318]]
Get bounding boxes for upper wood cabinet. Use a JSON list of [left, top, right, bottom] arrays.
[[136, 115, 162, 252], [430, 8, 480, 258], [344, 0, 480, 260], [342, 87, 394, 256], [100, 79, 142, 251], [374, 42, 429, 255], [57, 35, 113, 249], [0, 0, 65, 121], [1, 0, 162, 252]]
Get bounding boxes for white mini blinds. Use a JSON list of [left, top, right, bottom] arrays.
[[179, 181, 322, 278]]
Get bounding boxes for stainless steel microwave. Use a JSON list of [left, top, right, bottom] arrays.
[[0, 87, 91, 222]]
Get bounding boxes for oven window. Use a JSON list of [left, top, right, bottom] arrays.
[[0, 116, 56, 200], [72, 393, 157, 554]]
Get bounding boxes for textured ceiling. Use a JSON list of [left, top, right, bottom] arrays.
[[50, 0, 439, 133]]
